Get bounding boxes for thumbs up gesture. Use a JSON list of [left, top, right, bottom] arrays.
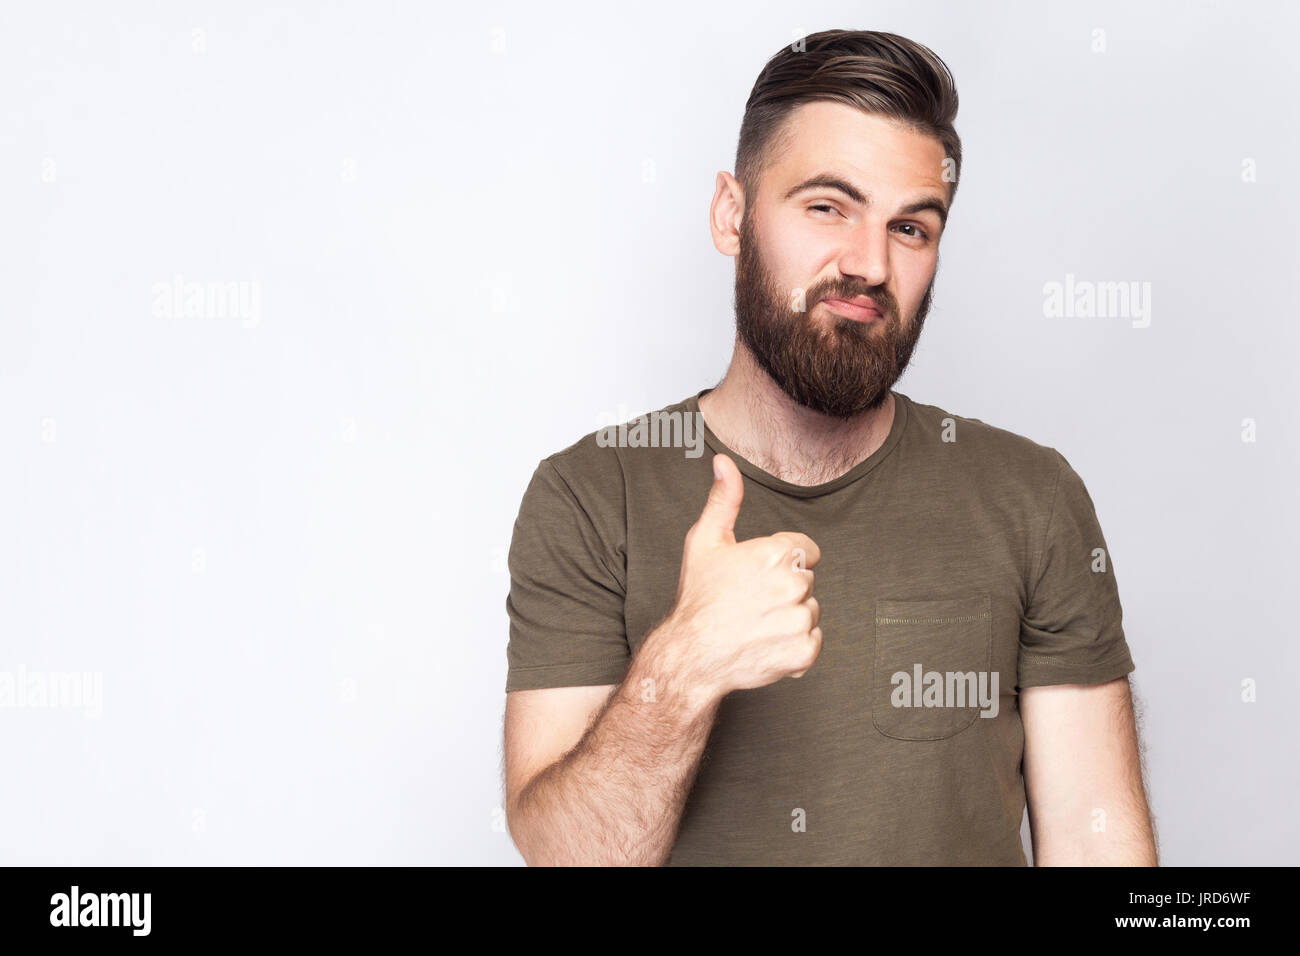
[[653, 454, 823, 699]]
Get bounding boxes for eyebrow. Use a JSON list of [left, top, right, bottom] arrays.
[[783, 174, 948, 228]]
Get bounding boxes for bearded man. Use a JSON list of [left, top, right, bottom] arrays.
[[500, 29, 1156, 867]]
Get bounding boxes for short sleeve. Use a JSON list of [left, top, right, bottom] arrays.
[[504, 457, 631, 692], [1017, 452, 1136, 688]]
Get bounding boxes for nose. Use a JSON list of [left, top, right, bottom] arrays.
[[835, 219, 891, 289]]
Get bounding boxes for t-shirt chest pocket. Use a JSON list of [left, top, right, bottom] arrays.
[[871, 594, 993, 740]]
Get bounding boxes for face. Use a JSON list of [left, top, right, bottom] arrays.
[[729, 102, 950, 419]]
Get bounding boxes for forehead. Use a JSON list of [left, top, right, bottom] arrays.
[[759, 100, 949, 202]]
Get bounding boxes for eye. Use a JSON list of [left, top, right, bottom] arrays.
[[809, 203, 840, 216], [892, 222, 931, 242]]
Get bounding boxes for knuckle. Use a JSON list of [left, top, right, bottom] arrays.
[[763, 539, 789, 564]]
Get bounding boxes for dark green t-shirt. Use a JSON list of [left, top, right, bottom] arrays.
[[504, 389, 1135, 865]]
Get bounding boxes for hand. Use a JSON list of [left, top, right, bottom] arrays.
[[656, 453, 823, 699]]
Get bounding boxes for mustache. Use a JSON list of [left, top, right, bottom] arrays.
[[807, 285, 899, 320]]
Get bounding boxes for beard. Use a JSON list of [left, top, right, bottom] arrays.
[[733, 214, 933, 420]]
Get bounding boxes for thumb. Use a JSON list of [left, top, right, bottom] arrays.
[[695, 454, 743, 545]]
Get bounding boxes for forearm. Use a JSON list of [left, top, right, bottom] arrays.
[[1026, 678, 1159, 866], [507, 630, 720, 866], [1031, 796, 1158, 865], [1088, 808, 1158, 865]]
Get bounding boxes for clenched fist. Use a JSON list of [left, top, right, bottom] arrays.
[[651, 453, 823, 700]]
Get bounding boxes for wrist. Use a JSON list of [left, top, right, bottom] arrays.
[[629, 613, 724, 718]]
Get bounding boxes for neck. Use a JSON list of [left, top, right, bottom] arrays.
[[698, 339, 896, 487]]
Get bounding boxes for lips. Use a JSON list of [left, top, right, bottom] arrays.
[[821, 297, 883, 322]]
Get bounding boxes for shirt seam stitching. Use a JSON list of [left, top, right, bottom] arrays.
[[540, 457, 629, 596], [1020, 646, 1132, 668], [508, 657, 629, 672], [1027, 453, 1067, 600]]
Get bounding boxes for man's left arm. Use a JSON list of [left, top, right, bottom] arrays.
[[1021, 675, 1157, 865]]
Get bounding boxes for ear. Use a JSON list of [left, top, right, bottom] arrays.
[[709, 170, 745, 257]]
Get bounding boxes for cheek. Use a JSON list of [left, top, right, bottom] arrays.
[[769, 250, 813, 295], [766, 220, 830, 287], [894, 256, 938, 308]]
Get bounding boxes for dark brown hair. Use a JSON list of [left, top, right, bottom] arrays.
[[735, 30, 962, 203]]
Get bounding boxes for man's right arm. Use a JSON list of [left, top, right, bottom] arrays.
[[503, 619, 720, 867], [502, 453, 822, 866]]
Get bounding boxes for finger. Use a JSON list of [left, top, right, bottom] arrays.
[[770, 531, 821, 569], [790, 625, 824, 678], [693, 454, 744, 546], [803, 595, 820, 628]]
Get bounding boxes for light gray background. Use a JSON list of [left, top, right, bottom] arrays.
[[2, 1, 1296, 865]]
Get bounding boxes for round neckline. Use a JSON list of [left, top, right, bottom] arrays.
[[683, 388, 911, 498]]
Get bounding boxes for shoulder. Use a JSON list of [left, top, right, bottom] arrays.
[[526, 392, 700, 514], [898, 392, 1070, 496]]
